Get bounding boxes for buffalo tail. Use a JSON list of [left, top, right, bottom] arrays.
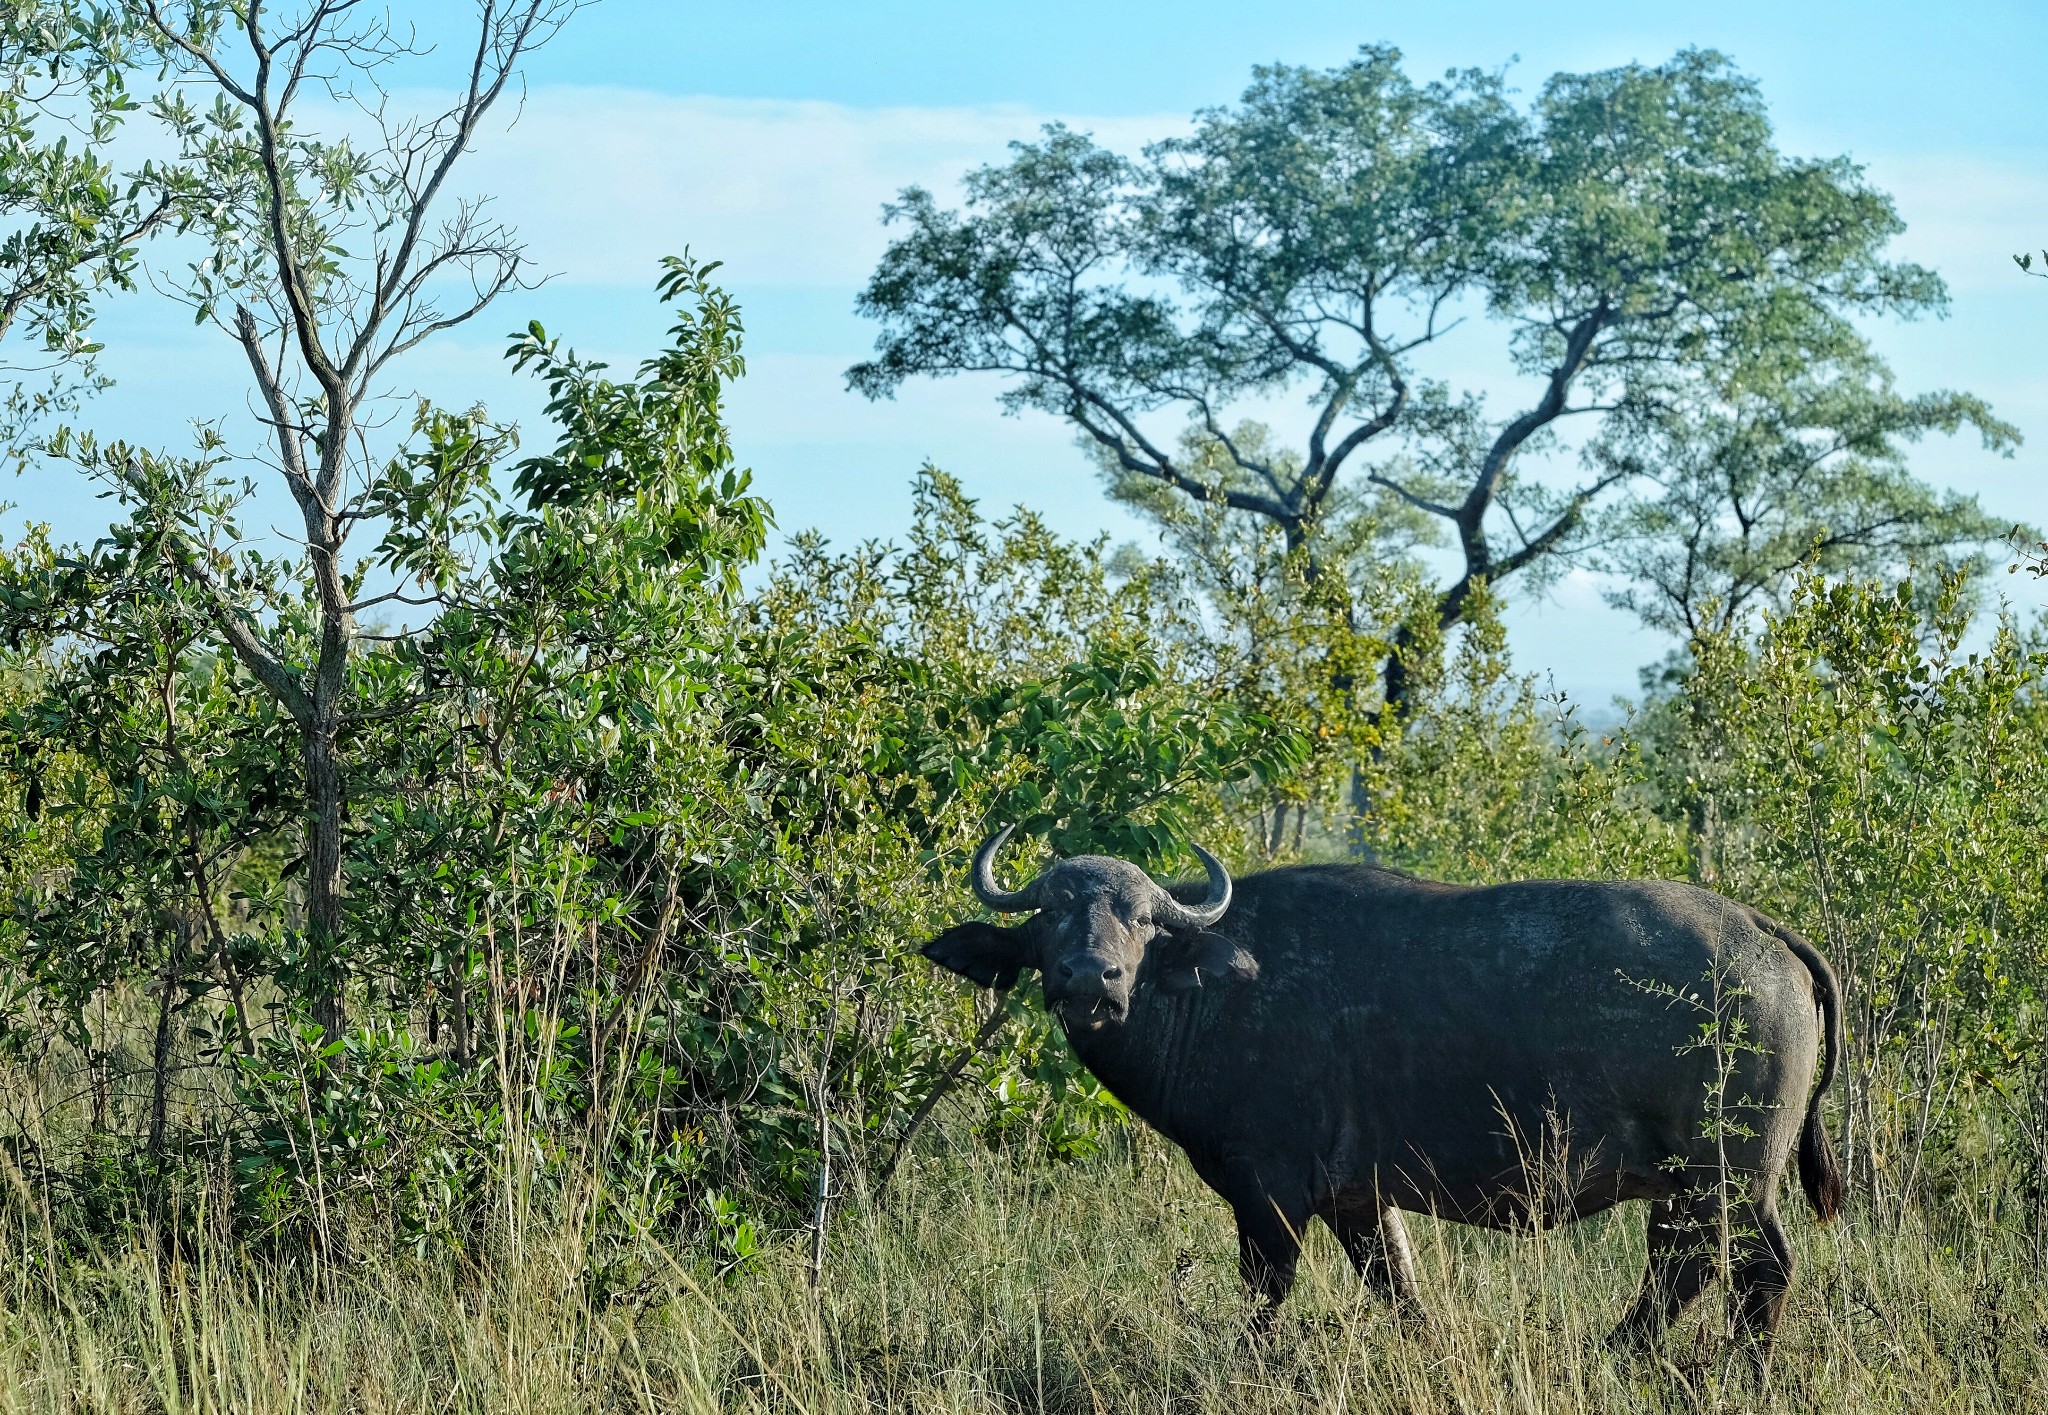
[[1755, 911, 1845, 1222]]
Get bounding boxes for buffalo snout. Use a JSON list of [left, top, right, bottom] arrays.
[[1046, 952, 1132, 1022]]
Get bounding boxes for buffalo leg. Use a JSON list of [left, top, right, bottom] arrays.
[[1728, 1201, 1796, 1363], [1223, 1168, 1310, 1334], [1331, 1204, 1429, 1321], [1610, 1197, 1717, 1349]]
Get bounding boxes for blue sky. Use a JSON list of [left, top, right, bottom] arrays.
[[15, 0, 2047, 704]]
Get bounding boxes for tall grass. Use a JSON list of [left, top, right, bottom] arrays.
[[0, 1127, 2039, 1413]]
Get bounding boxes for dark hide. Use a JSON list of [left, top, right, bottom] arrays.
[[1153, 931, 1258, 994], [923, 859, 1843, 1356]]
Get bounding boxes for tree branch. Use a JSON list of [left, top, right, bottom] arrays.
[[159, 539, 312, 722], [233, 304, 314, 495], [1458, 301, 1611, 539], [1067, 387, 1294, 524], [343, 1, 570, 391], [1363, 470, 1459, 522]]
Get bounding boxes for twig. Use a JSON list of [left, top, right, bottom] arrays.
[[874, 995, 1016, 1194]]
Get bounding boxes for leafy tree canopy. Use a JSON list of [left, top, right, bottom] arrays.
[[851, 45, 2013, 710], [1591, 364, 2015, 638]]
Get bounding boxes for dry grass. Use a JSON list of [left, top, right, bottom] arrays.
[[0, 1132, 2039, 1413]]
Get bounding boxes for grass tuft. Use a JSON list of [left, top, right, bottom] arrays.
[[0, 1132, 2040, 1412]]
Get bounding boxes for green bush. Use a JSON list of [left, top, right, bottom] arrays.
[[0, 269, 1304, 1253]]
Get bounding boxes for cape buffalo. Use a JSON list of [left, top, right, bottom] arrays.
[[922, 826, 1843, 1354]]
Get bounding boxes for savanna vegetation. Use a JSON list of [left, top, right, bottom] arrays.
[[0, 3, 2040, 1410]]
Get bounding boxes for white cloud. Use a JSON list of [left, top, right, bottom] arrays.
[[458, 87, 2047, 306], [463, 89, 1182, 289]]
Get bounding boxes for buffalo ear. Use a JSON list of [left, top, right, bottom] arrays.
[[922, 921, 1033, 991], [1154, 930, 1259, 994]]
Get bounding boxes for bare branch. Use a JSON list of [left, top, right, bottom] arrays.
[[342, 1, 579, 392], [232, 304, 314, 494], [141, 1, 257, 104], [159, 538, 313, 722], [1067, 386, 1295, 525], [1363, 470, 1459, 522], [1489, 465, 1636, 583], [345, 586, 451, 614], [339, 689, 435, 725]]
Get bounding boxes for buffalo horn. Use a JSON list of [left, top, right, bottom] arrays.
[[969, 823, 1045, 912], [1154, 842, 1233, 930]]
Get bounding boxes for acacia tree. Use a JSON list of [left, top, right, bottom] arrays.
[[850, 47, 1995, 722], [39, 1, 585, 1040]]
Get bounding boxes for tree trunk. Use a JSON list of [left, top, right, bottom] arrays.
[[1347, 626, 1418, 856], [1262, 800, 1291, 859], [90, 994, 110, 1132], [1380, 630, 1415, 726], [1687, 793, 1719, 887], [451, 963, 472, 1065], [808, 1079, 833, 1294], [149, 915, 186, 1158], [807, 971, 844, 1295], [2032, 1039, 2048, 1263], [303, 720, 346, 1040]]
